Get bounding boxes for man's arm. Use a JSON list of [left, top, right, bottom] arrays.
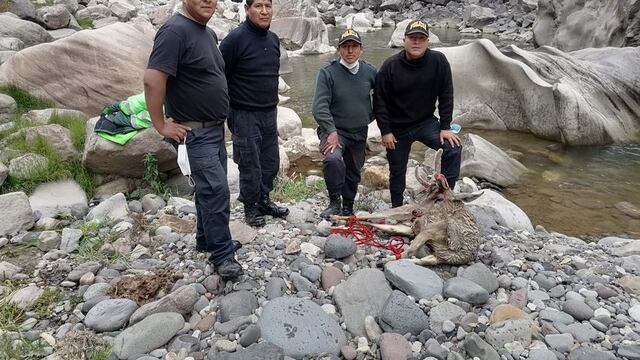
[[437, 55, 454, 131], [144, 69, 190, 142], [312, 69, 341, 154], [373, 66, 396, 149], [219, 34, 236, 77]]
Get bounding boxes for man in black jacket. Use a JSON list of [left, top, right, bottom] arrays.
[[374, 19, 462, 208], [220, 0, 289, 227]]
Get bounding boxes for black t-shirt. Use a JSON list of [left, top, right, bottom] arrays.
[[147, 14, 229, 122]]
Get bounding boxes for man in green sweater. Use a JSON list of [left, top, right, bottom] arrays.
[[312, 29, 377, 218]]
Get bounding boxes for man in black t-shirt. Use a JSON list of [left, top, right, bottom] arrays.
[[220, 0, 289, 228], [374, 19, 462, 208], [143, 0, 242, 281]]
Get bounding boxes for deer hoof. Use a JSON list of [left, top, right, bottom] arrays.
[[412, 254, 440, 266]]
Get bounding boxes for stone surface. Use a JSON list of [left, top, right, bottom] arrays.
[[112, 312, 184, 359], [86, 193, 129, 224], [485, 319, 534, 348], [29, 180, 88, 219], [212, 342, 284, 360], [333, 268, 392, 337], [0, 261, 22, 281], [460, 262, 499, 293], [464, 333, 500, 360], [467, 189, 534, 233], [9, 153, 48, 178], [429, 301, 466, 334], [444, 277, 490, 305], [379, 332, 412, 360], [458, 134, 527, 187], [258, 297, 346, 358], [10, 285, 43, 309], [36, 4, 71, 30], [218, 290, 258, 322], [324, 234, 357, 259], [379, 290, 429, 335], [129, 285, 199, 324], [384, 260, 443, 300], [276, 106, 302, 140], [321, 266, 344, 290], [0, 192, 34, 237], [84, 298, 138, 332], [0, 14, 53, 47], [464, 5, 496, 28], [563, 299, 594, 320]]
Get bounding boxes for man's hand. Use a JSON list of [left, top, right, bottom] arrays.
[[158, 118, 191, 143], [382, 133, 397, 150], [440, 129, 461, 147], [322, 131, 342, 155]]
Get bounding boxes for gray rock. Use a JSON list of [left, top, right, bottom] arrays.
[[618, 344, 640, 360], [86, 193, 129, 224], [539, 308, 574, 324], [0, 14, 53, 47], [10, 286, 43, 309], [129, 285, 199, 324], [76, 4, 111, 21], [379, 290, 429, 335], [82, 295, 110, 313], [464, 5, 496, 28], [67, 261, 101, 281], [211, 342, 284, 360], [0, 261, 22, 281], [84, 298, 138, 332], [333, 268, 392, 337], [9, 153, 49, 179], [300, 264, 322, 282], [168, 334, 199, 353], [0, 192, 34, 236], [218, 290, 257, 322], [563, 299, 594, 320], [238, 324, 261, 347], [528, 349, 558, 360], [53, 0, 78, 15], [459, 134, 527, 187], [83, 283, 111, 301], [109, 1, 136, 21], [443, 277, 490, 305], [36, 4, 71, 30], [141, 193, 165, 214], [533, 273, 557, 290], [460, 262, 499, 293], [485, 319, 533, 348], [9, 0, 36, 19], [214, 316, 252, 335], [324, 234, 357, 259], [266, 277, 285, 300], [0, 93, 16, 115], [464, 333, 500, 360], [545, 333, 574, 352], [258, 297, 346, 358], [0, 161, 7, 187], [112, 312, 184, 359], [430, 301, 466, 334], [567, 322, 600, 343], [384, 260, 443, 300], [567, 345, 616, 360], [37, 230, 60, 251], [290, 272, 315, 293], [528, 289, 550, 302], [60, 228, 83, 253]]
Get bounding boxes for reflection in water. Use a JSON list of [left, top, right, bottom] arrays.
[[281, 27, 640, 238]]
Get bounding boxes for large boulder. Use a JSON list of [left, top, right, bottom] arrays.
[[277, 106, 302, 140], [459, 134, 527, 187], [36, 5, 72, 30], [0, 192, 34, 236], [76, 5, 112, 22], [388, 19, 441, 48], [0, 21, 154, 115], [533, 0, 640, 50], [463, 5, 497, 28], [281, 128, 322, 162], [83, 117, 177, 177], [270, 0, 332, 52], [0, 14, 53, 47], [9, 0, 37, 20], [467, 189, 534, 233], [25, 124, 77, 160], [29, 180, 88, 218], [438, 40, 640, 145]]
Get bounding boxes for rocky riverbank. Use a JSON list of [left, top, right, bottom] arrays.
[[1, 180, 640, 360]]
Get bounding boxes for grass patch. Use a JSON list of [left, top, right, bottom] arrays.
[[129, 153, 170, 200], [271, 174, 326, 202], [49, 113, 87, 151], [55, 330, 110, 360], [0, 302, 25, 332], [0, 85, 53, 115], [77, 17, 93, 30], [0, 335, 46, 360], [0, 0, 10, 13], [32, 287, 63, 319], [74, 222, 126, 264]]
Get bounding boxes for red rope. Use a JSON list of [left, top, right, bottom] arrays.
[[331, 216, 409, 260]]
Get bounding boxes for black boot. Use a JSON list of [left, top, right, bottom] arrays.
[[321, 195, 342, 219], [244, 203, 266, 227], [257, 193, 289, 218], [341, 199, 354, 216]]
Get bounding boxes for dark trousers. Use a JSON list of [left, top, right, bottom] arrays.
[[319, 128, 367, 202], [228, 108, 280, 205], [386, 118, 462, 207], [186, 126, 235, 265]]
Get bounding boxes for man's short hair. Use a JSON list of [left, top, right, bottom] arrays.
[[246, 0, 272, 5]]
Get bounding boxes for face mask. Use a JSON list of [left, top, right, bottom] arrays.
[[177, 138, 195, 187]]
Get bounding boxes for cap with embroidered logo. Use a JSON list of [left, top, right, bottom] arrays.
[[338, 28, 362, 46], [404, 19, 429, 37]]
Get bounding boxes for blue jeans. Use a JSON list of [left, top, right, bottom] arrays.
[[228, 108, 280, 205], [386, 118, 462, 207], [186, 126, 235, 265]]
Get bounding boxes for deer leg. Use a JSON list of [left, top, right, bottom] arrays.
[[404, 231, 430, 258], [411, 254, 440, 266]]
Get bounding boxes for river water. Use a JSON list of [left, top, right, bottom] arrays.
[[281, 27, 640, 239]]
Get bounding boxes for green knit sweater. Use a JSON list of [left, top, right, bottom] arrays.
[[311, 59, 377, 134]]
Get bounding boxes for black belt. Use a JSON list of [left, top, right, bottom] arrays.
[[177, 120, 225, 128]]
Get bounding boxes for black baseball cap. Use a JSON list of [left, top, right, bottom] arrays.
[[405, 19, 429, 37], [338, 28, 362, 46]]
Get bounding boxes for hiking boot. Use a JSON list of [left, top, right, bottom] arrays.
[[341, 199, 354, 216], [321, 195, 342, 219], [257, 193, 290, 218], [244, 203, 266, 227], [215, 258, 244, 281]]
